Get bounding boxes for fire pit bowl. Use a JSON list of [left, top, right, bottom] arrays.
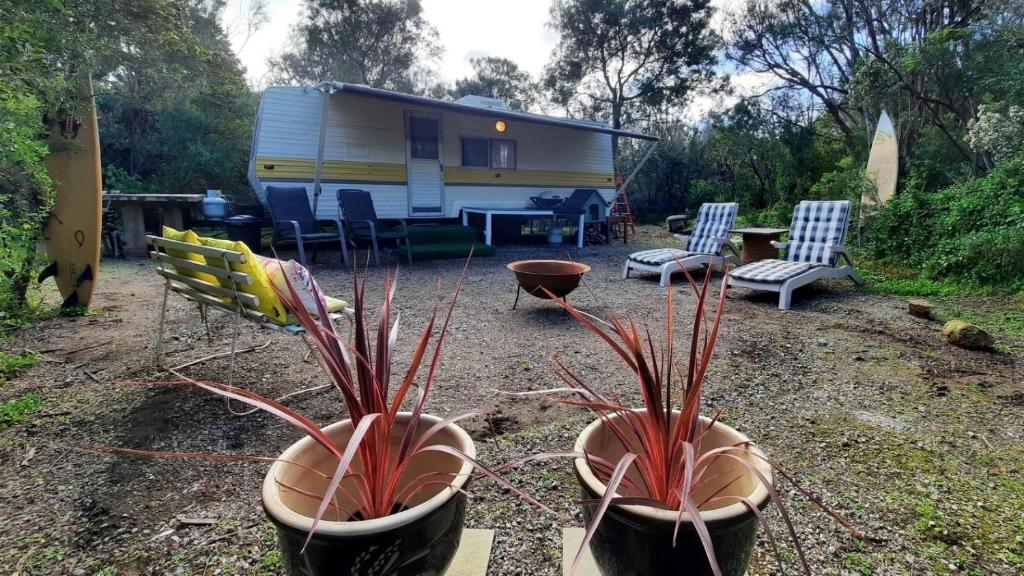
[[507, 259, 591, 309]]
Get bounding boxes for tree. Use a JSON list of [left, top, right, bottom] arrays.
[[0, 0, 260, 313], [97, 0, 258, 198], [451, 57, 539, 112], [725, 0, 1004, 167], [0, 0, 207, 312], [544, 0, 719, 152], [725, 0, 862, 136], [267, 0, 442, 93]]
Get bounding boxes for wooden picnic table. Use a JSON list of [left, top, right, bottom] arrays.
[[731, 227, 788, 264], [105, 193, 204, 257]]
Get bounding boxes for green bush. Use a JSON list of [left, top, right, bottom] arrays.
[[0, 89, 54, 316], [870, 156, 1024, 290]]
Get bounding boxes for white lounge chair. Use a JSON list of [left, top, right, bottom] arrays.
[[623, 202, 740, 287], [728, 200, 864, 310]]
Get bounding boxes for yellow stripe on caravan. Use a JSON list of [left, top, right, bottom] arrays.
[[255, 157, 615, 187], [443, 167, 615, 187], [255, 157, 407, 182]]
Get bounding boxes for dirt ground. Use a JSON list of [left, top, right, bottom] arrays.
[[1, 226, 1021, 575]]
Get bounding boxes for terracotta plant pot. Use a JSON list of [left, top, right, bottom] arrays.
[[262, 413, 475, 576], [573, 413, 772, 576]]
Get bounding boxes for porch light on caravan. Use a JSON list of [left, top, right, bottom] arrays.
[[494, 120, 507, 133]]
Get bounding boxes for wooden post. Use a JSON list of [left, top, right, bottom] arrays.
[[120, 202, 148, 257], [162, 205, 184, 231]]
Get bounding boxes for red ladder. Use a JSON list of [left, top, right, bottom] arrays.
[[609, 172, 636, 235]]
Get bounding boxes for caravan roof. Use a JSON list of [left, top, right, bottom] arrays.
[[325, 82, 659, 142]]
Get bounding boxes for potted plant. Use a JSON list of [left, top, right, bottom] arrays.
[[106, 260, 546, 576], [511, 265, 870, 576]]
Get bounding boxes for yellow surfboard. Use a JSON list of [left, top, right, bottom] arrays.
[[862, 110, 899, 211], [39, 73, 102, 308]]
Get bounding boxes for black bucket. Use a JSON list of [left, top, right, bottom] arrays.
[[225, 215, 262, 251]]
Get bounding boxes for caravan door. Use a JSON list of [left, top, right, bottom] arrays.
[[405, 111, 444, 215]]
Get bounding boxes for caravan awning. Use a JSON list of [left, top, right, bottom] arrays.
[[326, 82, 660, 141]]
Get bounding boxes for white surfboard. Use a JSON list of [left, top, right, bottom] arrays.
[[862, 110, 898, 209]]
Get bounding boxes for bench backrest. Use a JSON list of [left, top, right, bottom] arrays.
[[147, 235, 269, 321]]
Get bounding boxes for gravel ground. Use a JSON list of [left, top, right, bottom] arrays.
[[1, 225, 1021, 575]]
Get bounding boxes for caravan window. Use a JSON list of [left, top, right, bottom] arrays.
[[461, 138, 490, 167], [409, 117, 439, 159], [490, 139, 516, 169]]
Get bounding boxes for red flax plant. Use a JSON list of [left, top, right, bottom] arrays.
[[508, 264, 871, 575], [103, 258, 549, 552]]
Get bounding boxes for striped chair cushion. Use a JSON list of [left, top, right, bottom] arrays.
[[627, 248, 696, 265], [688, 202, 739, 254], [785, 201, 851, 266], [730, 259, 816, 282]]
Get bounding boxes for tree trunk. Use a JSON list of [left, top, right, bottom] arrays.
[[611, 101, 623, 157]]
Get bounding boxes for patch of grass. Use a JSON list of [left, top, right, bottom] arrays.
[[0, 394, 43, 429], [24, 548, 66, 570], [0, 350, 37, 384], [847, 419, 1024, 572], [254, 550, 283, 576], [1001, 550, 1022, 565], [859, 258, 1024, 347], [58, 304, 102, 318], [842, 551, 875, 575], [856, 260, 968, 297], [776, 547, 796, 563], [864, 275, 964, 297]]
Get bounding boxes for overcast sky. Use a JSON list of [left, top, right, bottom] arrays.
[[224, 0, 763, 118]]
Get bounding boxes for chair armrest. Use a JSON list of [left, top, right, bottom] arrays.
[[273, 220, 302, 241], [379, 218, 410, 235], [331, 219, 346, 239], [827, 244, 855, 266], [711, 236, 741, 257], [770, 240, 789, 249], [672, 234, 692, 246], [346, 218, 378, 238]]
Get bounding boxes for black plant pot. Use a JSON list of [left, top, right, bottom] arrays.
[[573, 414, 772, 576], [262, 413, 475, 576]]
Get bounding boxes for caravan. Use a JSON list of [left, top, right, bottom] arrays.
[[248, 82, 656, 228]]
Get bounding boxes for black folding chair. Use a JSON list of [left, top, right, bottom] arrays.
[[337, 189, 412, 266], [266, 186, 348, 266]]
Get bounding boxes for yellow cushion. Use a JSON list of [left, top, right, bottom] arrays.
[[196, 236, 289, 324], [323, 296, 348, 313], [260, 257, 347, 316], [161, 227, 220, 286]]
